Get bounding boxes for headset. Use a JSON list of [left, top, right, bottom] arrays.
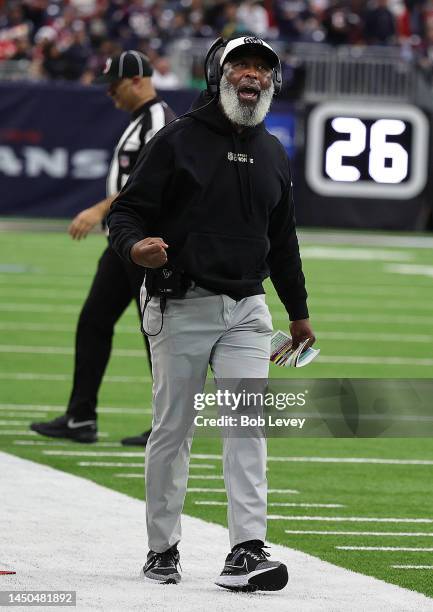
[[205, 37, 282, 97]]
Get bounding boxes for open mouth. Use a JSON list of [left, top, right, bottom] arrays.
[[238, 85, 260, 102]]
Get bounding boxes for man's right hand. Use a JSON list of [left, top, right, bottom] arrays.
[[130, 237, 169, 268]]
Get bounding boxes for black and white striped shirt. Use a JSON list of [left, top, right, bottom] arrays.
[[106, 97, 175, 197]]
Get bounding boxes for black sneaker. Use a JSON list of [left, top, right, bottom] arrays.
[[141, 545, 181, 584], [30, 414, 97, 443], [121, 428, 152, 447], [215, 541, 288, 592]]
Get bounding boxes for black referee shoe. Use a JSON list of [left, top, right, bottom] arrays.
[[121, 428, 152, 446], [30, 414, 97, 443], [215, 541, 288, 592], [141, 545, 181, 584]]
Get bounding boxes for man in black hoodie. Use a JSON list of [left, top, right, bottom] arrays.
[[107, 36, 315, 592]]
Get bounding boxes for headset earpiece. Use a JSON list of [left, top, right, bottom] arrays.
[[205, 37, 225, 96], [273, 62, 282, 96]]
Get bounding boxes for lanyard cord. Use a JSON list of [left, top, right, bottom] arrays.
[[140, 293, 167, 337]]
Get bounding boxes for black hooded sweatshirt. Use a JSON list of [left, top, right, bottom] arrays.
[[107, 93, 308, 321]]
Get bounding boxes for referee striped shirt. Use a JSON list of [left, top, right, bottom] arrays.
[[106, 97, 176, 197]]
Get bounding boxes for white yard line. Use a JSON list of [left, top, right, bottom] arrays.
[[285, 531, 433, 537], [392, 566, 433, 570], [299, 247, 413, 261], [337, 547, 433, 552], [114, 475, 221, 481], [2, 451, 432, 612], [40, 451, 433, 466], [0, 403, 151, 415], [317, 356, 433, 367], [0, 420, 32, 426], [311, 332, 433, 344], [0, 430, 37, 436], [0, 345, 147, 357], [1, 322, 433, 342], [0, 373, 152, 383], [77, 462, 216, 469], [298, 230, 433, 249], [5, 346, 433, 364], [195, 502, 344, 508], [2, 303, 433, 326], [269, 517, 433, 523], [273, 313, 433, 325], [14, 441, 121, 447], [267, 457, 433, 466]]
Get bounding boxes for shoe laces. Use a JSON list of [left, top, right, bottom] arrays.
[[151, 547, 181, 570], [243, 544, 270, 562]]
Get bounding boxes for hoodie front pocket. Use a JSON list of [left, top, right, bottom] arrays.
[[178, 232, 268, 282]]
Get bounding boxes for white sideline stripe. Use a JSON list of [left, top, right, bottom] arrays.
[[285, 530, 433, 537], [392, 565, 433, 570], [195, 501, 344, 508], [337, 546, 433, 552], [0, 403, 152, 415], [0, 373, 152, 383], [3, 452, 433, 612], [269, 516, 433, 523], [40, 451, 433, 467]]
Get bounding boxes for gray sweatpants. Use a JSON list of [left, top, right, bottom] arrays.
[[143, 286, 273, 553]]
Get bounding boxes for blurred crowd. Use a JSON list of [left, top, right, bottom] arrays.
[[1, 0, 433, 85]]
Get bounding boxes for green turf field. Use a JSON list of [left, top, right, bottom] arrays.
[[1, 228, 433, 598]]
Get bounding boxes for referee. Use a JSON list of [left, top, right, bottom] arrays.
[[31, 51, 176, 445]]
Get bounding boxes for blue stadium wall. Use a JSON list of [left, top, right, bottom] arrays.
[[0, 81, 431, 229]]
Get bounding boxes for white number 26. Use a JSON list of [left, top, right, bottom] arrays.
[[325, 117, 408, 184]]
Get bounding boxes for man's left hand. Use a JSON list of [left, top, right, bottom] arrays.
[[290, 319, 316, 350]]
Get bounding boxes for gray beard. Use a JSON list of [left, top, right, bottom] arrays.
[[219, 74, 274, 127]]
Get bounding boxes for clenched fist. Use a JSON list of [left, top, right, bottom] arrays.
[[130, 237, 169, 268]]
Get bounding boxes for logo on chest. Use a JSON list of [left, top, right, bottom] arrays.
[[227, 152, 254, 164]]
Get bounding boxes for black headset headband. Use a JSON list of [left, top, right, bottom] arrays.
[[204, 37, 282, 97]]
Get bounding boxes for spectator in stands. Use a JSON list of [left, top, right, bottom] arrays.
[[10, 34, 32, 60], [273, 0, 315, 42], [151, 55, 180, 89], [364, 0, 396, 45], [237, 0, 270, 37]]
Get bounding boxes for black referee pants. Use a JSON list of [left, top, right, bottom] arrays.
[[66, 245, 151, 420]]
